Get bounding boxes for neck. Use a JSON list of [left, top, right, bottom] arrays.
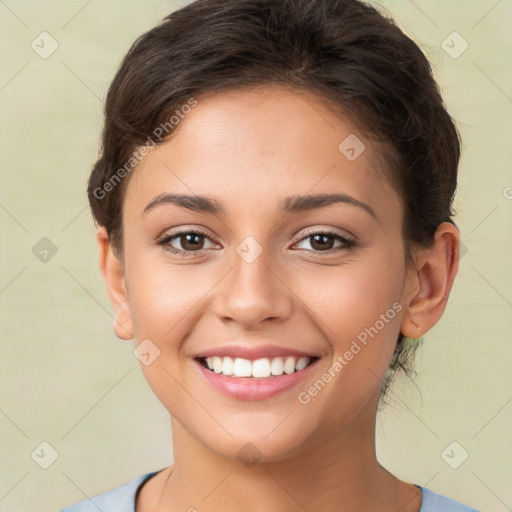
[[153, 392, 421, 512]]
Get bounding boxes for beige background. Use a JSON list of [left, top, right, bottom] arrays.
[[1, 1, 511, 511]]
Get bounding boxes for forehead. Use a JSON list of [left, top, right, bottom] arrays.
[[124, 85, 400, 222]]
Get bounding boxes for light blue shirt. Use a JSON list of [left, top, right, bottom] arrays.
[[60, 471, 483, 511]]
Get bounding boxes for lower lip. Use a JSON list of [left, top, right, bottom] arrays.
[[194, 358, 319, 400]]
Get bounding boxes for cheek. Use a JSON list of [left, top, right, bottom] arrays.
[[124, 253, 215, 413], [124, 251, 214, 344], [299, 255, 403, 335], [294, 251, 405, 383]]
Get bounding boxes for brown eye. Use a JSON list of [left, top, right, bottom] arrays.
[[309, 234, 335, 251], [176, 233, 205, 251], [157, 230, 217, 254], [294, 231, 356, 253]]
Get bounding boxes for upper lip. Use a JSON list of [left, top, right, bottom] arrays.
[[193, 344, 320, 360]]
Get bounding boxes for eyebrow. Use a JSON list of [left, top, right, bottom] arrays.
[[142, 192, 376, 219]]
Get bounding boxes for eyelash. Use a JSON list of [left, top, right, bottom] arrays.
[[156, 228, 357, 256]]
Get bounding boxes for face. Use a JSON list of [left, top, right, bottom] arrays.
[[113, 85, 416, 462]]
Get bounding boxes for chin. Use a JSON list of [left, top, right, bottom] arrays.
[[188, 416, 319, 466]]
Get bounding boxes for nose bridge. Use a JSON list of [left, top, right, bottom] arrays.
[[213, 236, 291, 327]]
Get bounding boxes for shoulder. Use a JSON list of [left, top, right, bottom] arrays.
[[419, 486, 484, 512], [61, 477, 484, 512], [60, 471, 159, 512]]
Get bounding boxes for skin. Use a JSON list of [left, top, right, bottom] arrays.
[[98, 84, 459, 512]]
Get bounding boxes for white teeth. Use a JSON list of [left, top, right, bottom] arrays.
[[233, 358, 252, 377], [252, 358, 271, 378], [296, 357, 309, 371], [270, 357, 284, 375], [203, 356, 312, 378], [283, 356, 296, 375], [212, 356, 223, 373], [222, 356, 234, 375]]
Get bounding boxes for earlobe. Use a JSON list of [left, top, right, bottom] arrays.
[[400, 222, 460, 339], [97, 227, 134, 340]]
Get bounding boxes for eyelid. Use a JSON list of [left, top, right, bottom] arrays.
[[292, 226, 356, 246], [157, 225, 215, 241], [156, 226, 218, 248]]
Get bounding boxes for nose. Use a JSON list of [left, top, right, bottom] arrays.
[[212, 244, 293, 330]]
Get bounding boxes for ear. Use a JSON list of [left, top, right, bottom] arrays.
[[401, 222, 460, 339], [97, 226, 134, 340]]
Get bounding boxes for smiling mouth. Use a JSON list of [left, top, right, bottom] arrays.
[[196, 355, 319, 378]]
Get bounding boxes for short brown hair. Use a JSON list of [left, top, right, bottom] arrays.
[[87, 0, 461, 406]]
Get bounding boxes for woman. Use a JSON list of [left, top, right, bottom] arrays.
[[61, 0, 483, 510]]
